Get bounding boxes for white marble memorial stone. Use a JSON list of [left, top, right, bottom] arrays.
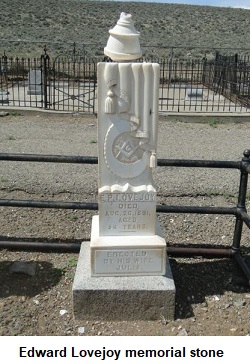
[[90, 13, 166, 277]]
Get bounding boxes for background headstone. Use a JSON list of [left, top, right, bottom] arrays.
[[27, 69, 43, 95], [186, 88, 203, 99]]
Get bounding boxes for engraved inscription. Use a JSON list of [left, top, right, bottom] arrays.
[[99, 192, 156, 235], [100, 192, 156, 203], [94, 249, 164, 274]]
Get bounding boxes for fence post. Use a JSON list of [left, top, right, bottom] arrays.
[[213, 51, 219, 87], [231, 53, 238, 95], [202, 56, 207, 85], [168, 47, 174, 83], [1, 52, 8, 85], [232, 150, 250, 252], [41, 47, 50, 109]]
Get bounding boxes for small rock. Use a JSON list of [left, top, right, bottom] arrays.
[[212, 295, 220, 301], [9, 261, 36, 276], [201, 301, 208, 307], [33, 299, 39, 305], [160, 314, 168, 325], [177, 328, 188, 336], [234, 299, 246, 308], [78, 327, 85, 334], [0, 111, 9, 117], [59, 309, 68, 316]]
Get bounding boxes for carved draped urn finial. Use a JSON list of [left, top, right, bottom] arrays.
[[104, 12, 142, 62]]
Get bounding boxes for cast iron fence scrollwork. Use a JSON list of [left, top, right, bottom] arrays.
[[0, 150, 250, 285], [2, 49, 250, 113], [0, 48, 98, 113]]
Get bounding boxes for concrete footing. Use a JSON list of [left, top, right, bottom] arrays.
[[73, 242, 176, 321]]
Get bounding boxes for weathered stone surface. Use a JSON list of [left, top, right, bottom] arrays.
[[27, 70, 43, 95], [9, 261, 36, 276], [73, 242, 175, 321], [90, 215, 166, 276], [0, 111, 9, 117], [186, 88, 203, 99], [91, 60, 165, 277], [97, 61, 160, 237]]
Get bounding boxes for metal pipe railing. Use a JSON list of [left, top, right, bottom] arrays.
[[0, 199, 238, 216], [0, 199, 98, 210], [0, 152, 242, 169], [157, 205, 237, 215], [0, 240, 233, 258], [232, 150, 250, 251], [0, 149, 250, 284], [0, 153, 98, 164]]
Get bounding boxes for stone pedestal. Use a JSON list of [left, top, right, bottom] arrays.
[[73, 242, 175, 321]]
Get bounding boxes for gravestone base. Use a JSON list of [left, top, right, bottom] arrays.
[[27, 89, 43, 96], [90, 215, 166, 276], [72, 241, 176, 321]]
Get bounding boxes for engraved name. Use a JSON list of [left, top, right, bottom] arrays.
[[100, 192, 155, 203]]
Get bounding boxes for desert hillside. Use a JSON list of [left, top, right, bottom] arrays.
[[1, 0, 250, 58]]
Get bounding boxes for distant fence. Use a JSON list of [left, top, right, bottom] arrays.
[[1, 50, 250, 113], [0, 53, 98, 113], [203, 53, 250, 110], [158, 53, 250, 113]]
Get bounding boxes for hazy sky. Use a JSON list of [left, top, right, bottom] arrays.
[[117, 0, 250, 9]]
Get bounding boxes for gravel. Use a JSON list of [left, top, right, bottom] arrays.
[[0, 110, 250, 336]]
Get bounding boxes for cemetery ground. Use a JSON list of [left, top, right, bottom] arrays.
[[0, 110, 250, 336]]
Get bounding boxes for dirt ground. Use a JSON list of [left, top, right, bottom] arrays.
[[0, 110, 250, 336]]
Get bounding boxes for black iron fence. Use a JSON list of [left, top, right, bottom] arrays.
[[159, 54, 250, 112], [1, 50, 250, 113], [202, 53, 250, 111], [0, 52, 98, 113], [0, 150, 250, 285]]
